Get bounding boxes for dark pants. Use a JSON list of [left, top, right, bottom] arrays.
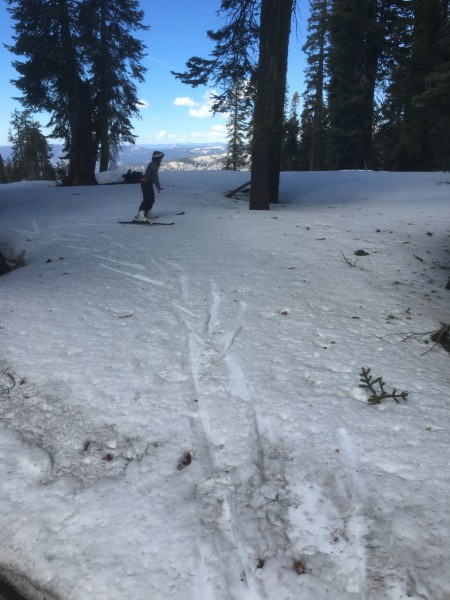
[[139, 182, 155, 214]]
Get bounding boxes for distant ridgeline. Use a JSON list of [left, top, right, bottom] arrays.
[[0, 143, 228, 172]]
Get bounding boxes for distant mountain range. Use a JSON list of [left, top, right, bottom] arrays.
[[0, 143, 229, 171]]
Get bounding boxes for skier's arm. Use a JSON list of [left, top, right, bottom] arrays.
[[153, 165, 162, 192]]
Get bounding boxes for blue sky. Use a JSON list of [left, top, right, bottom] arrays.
[[0, 1, 309, 147]]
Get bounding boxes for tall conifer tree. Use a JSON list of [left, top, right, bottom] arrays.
[[8, 109, 54, 181], [224, 83, 251, 170], [172, 1, 259, 113], [6, 0, 147, 184], [250, 0, 294, 209], [174, 0, 294, 210], [281, 91, 301, 170], [398, 0, 447, 169], [415, 8, 450, 169], [78, 0, 148, 172], [300, 0, 329, 170], [326, 0, 382, 169]]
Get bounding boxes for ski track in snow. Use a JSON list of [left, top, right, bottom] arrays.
[[99, 262, 168, 287], [168, 275, 291, 600], [10, 222, 428, 600]]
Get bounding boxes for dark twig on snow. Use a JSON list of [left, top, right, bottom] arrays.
[[340, 251, 359, 268], [382, 324, 450, 354]]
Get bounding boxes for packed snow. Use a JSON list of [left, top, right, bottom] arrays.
[[0, 169, 449, 600]]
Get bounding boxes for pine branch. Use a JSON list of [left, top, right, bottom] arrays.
[[359, 367, 408, 405]]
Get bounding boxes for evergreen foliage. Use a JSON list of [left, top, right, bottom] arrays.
[[78, 0, 148, 172], [5, 0, 448, 187], [0, 154, 8, 184], [396, 0, 444, 170], [359, 367, 408, 405], [299, 0, 329, 170], [7, 109, 54, 181], [298, 0, 449, 171], [223, 83, 251, 170], [172, 0, 259, 114], [6, 0, 148, 185], [281, 92, 301, 170], [173, 0, 294, 208], [325, 0, 382, 169]]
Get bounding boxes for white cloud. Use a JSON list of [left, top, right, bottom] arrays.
[[188, 105, 212, 119], [173, 97, 197, 107], [138, 99, 149, 110], [173, 91, 218, 119]]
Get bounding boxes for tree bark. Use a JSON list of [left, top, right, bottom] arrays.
[[59, 0, 97, 185], [250, 0, 293, 210], [98, 0, 110, 173], [66, 80, 98, 186]]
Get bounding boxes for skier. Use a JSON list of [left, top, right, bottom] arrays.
[[135, 151, 164, 222]]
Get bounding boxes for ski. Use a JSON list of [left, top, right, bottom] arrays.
[[118, 220, 175, 226], [118, 212, 183, 226], [155, 211, 185, 218]]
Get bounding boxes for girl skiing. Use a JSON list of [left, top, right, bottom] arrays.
[[135, 151, 164, 222]]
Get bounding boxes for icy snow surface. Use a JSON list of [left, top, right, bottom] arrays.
[[0, 170, 449, 600]]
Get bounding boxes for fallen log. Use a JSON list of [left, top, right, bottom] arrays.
[[225, 179, 251, 198]]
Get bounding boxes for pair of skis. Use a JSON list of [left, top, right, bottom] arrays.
[[118, 211, 185, 226]]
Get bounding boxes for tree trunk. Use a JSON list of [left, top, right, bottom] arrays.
[[270, 0, 292, 199], [98, 0, 110, 173], [250, 0, 293, 210], [309, 8, 326, 171], [58, 0, 97, 185], [66, 80, 98, 186]]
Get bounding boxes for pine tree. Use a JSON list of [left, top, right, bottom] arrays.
[[224, 83, 251, 170], [281, 91, 301, 170], [6, 0, 147, 185], [372, 0, 449, 170], [78, 0, 148, 172], [371, 0, 414, 169], [0, 154, 8, 184], [326, 0, 382, 169], [7, 0, 96, 185], [250, 0, 294, 209], [172, 0, 259, 113], [8, 109, 54, 181], [172, 1, 258, 173], [299, 0, 329, 171], [173, 0, 294, 209], [415, 15, 450, 170], [398, 0, 448, 170]]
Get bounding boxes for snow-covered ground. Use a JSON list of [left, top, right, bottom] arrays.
[[0, 170, 449, 600]]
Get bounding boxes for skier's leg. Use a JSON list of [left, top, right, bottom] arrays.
[[139, 183, 155, 213]]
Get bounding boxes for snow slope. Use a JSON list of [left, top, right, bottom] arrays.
[[0, 170, 449, 600]]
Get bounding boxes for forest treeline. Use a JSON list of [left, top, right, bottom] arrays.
[[195, 0, 449, 174], [288, 0, 450, 173], [1, 0, 449, 209]]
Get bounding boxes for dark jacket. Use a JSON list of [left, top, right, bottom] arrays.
[[142, 160, 161, 189]]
